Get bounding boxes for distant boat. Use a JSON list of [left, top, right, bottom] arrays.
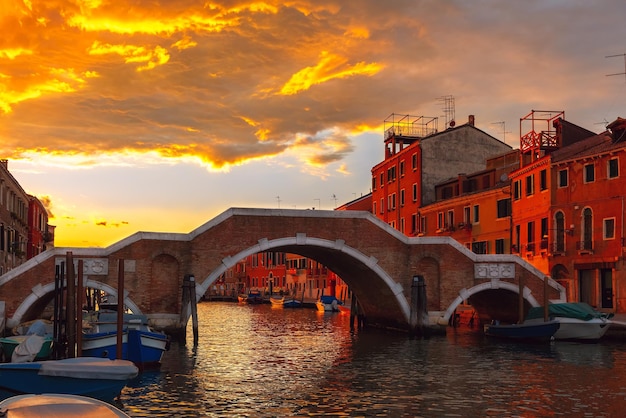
[[316, 295, 342, 312], [0, 357, 138, 402], [245, 290, 263, 304], [82, 310, 169, 369], [525, 302, 613, 341], [484, 320, 560, 343], [0, 393, 131, 417], [269, 296, 302, 308]]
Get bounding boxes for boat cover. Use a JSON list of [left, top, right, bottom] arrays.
[[526, 302, 613, 321], [11, 335, 45, 363], [38, 357, 139, 380]]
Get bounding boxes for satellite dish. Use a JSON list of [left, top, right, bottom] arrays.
[[500, 173, 508, 182]]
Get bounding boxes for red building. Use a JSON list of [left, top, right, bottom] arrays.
[[27, 195, 53, 259]]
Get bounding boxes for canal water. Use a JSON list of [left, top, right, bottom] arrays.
[[118, 302, 626, 417]]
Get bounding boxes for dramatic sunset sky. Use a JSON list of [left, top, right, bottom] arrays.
[[1, 1, 625, 247]]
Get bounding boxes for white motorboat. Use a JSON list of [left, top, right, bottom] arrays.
[[525, 302, 613, 341]]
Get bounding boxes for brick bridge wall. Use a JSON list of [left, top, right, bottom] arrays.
[[0, 208, 564, 334]]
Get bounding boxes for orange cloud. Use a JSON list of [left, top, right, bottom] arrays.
[[280, 51, 384, 95]]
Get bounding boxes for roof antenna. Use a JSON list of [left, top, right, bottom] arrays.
[[606, 53, 626, 83]]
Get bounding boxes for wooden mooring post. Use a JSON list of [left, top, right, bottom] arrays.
[[66, 252, 76, 358], [116, 259, 124, 360], [182, 274, 199, 346], [409, 275, 428, 338]]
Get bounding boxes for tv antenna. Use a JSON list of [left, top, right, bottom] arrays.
[[437, 95, 455, 128], [606, 53, 626, 83], [331, 194, 337, 208], [491, 121, 511, 144], [276, 196, 281, 209]]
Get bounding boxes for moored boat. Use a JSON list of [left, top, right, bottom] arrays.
[[0, 393, 130, 417], [269, 296, 303, 308], [0, 335, 53, 362], [245, 290, 263, 304], [82, 310, 169, 369], [316, 295, 342, 312], [0, 357, 138, 402], [484, 320, 560, 343], [525, 302, 613, 341]]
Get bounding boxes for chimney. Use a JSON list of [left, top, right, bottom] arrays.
[[468, 115, 475, 126]]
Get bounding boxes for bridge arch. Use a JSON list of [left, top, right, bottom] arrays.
[[196, 233, 411, 324], [8, 279, 142, 329], [440, 279, 541, 325]]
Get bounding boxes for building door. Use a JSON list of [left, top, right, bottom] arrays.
[[578, 269, 594, 306], [601, 269, 613, 309]]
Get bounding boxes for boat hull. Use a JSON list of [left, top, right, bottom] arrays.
[[525, 303, 613, 341], [0, 358, 138, 402], [526, 317, 611, 341], [484, 320, 560, 343], [82, 329, 168, 368]]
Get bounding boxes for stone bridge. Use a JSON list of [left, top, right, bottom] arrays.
[[0, 208, 565, 335]]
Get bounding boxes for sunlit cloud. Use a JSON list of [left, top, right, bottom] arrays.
[[88, 41, 170, 71], [279, 51, 384, 95]]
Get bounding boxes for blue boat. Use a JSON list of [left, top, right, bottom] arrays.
[[82, 311, 169, 369], [0, 357, 138, 402], [484, 320, 560, 343]]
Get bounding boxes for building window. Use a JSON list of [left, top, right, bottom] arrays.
[[400, 217, 405, 233], [496, 198, 511, 218], [472, 241, 488, 254], [495, 239, 505, 254], [472, 205, 480, 223], [411, 213, 417, 234], [380, 198, 384, 213], [388, 193, 396, 210], [525, 175, 534, 196], [373, 201, 377, 214], [437, 212, 444, 230], [420, 215, 426, 234], [400, 189, 405, 206], [608, 158, 619, 179], [380, 173, 384, 186], [581, 207, 593, 251], [555, 211, 565, 253], [604, 218, 615, 240], [541, 218, 548, 249], [399, 161, 405, 177], [372, 177, 376, 191], [446, 210, 454, 229], [513, 180, 521, 200], [540, 169, 547, 191], [412, 153, 417, 170], [584, 163, 595, 183], [558, 169, 568, 187], [412, 183, 417, 202], [527, 221, 535, 252], [464, 206, 471, 224]]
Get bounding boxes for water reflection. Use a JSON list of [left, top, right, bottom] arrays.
[[118, 303, 626, 417]]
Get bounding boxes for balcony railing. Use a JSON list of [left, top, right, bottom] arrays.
[[576, 240, 593, 252]]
